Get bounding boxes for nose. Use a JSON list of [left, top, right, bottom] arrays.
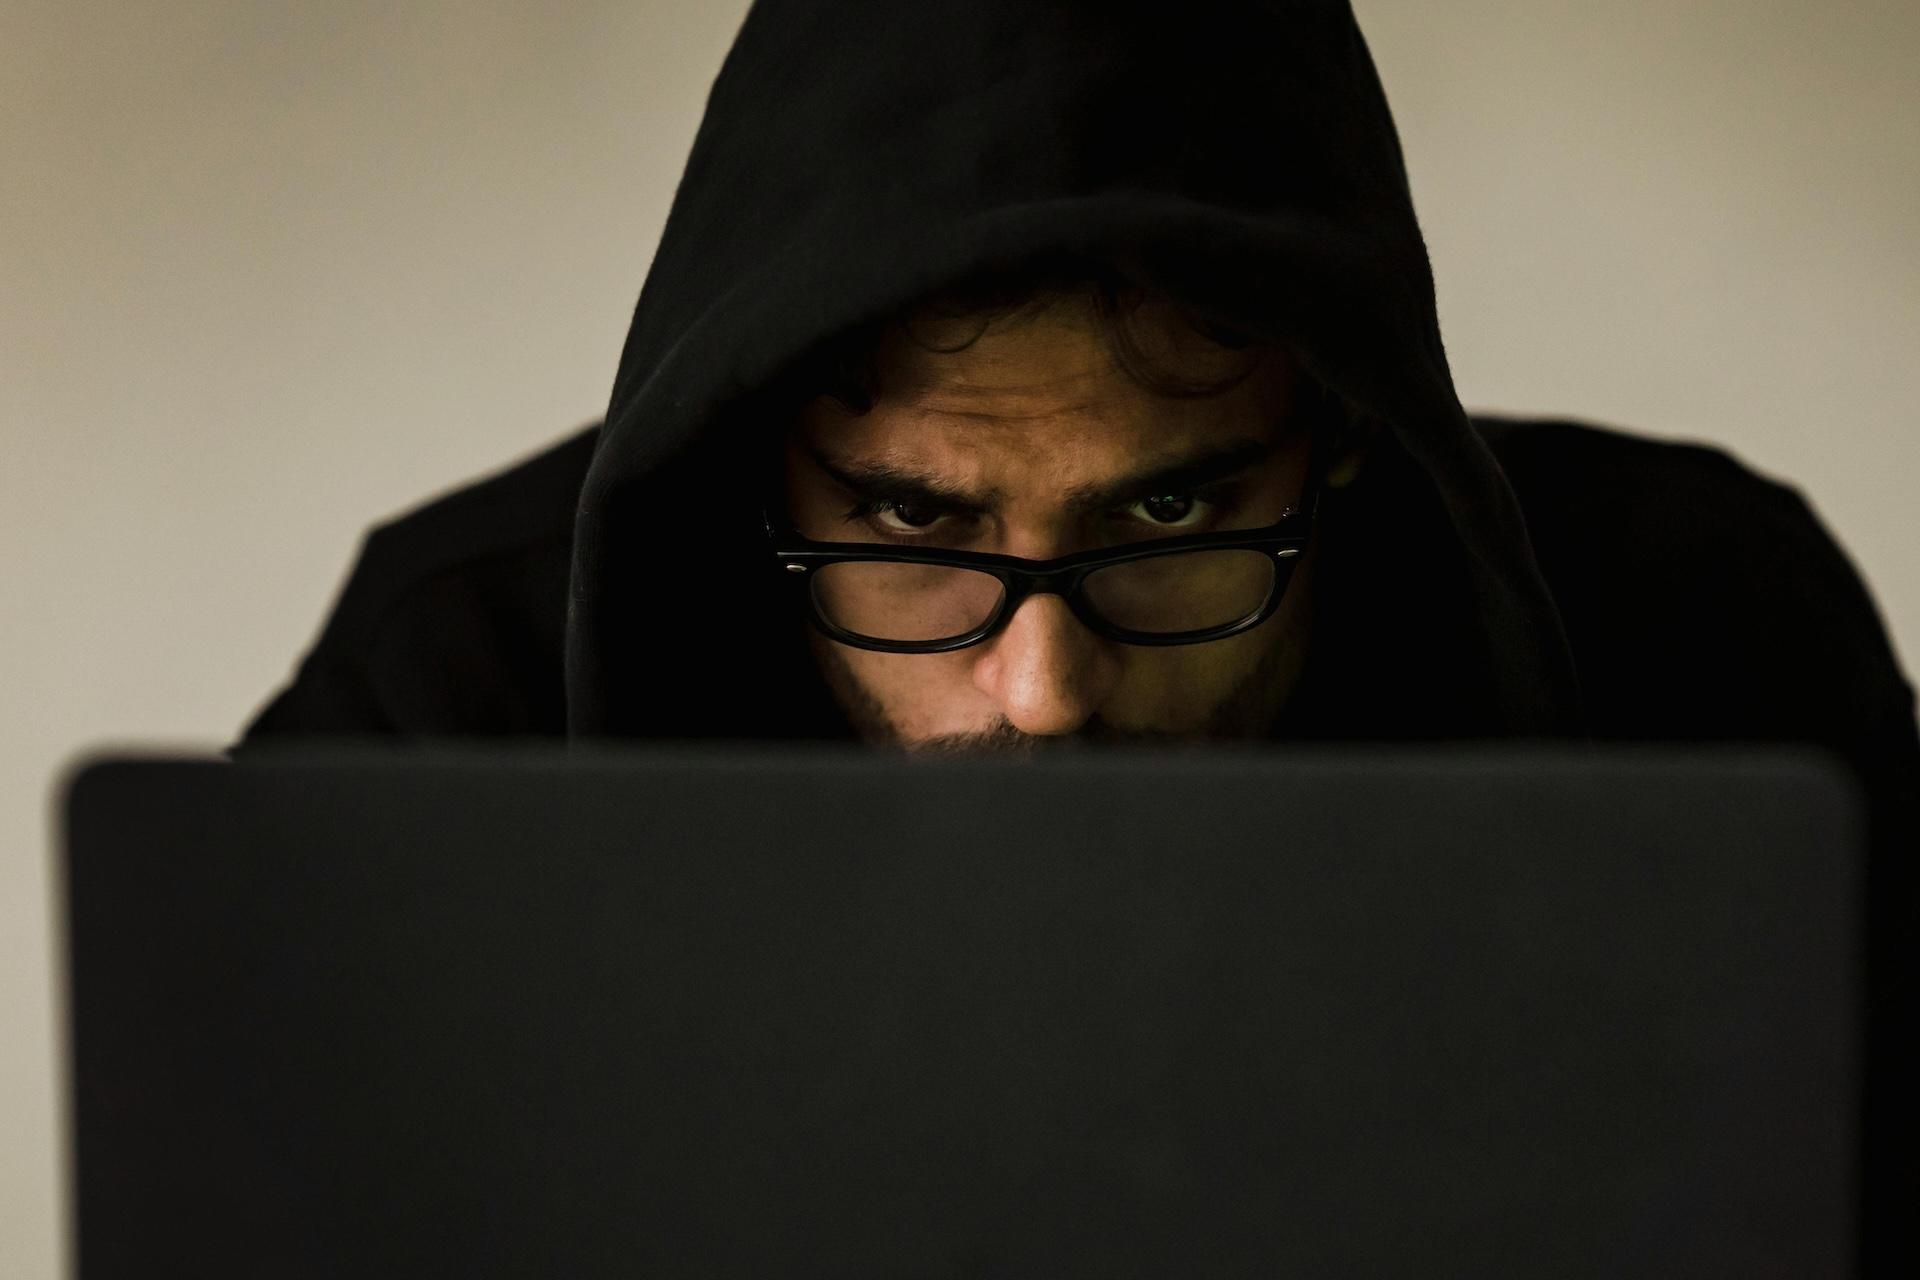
[[969, 593, 1122, 737]]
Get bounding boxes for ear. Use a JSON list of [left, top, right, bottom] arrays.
[[1295, 368, 1376, 492], [1323, 414, 1377, 490]]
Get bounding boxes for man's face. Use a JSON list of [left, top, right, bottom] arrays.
[[781, 297, 1322, 752]]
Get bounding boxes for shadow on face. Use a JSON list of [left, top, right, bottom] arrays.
[[781, 292, 1334, 751]]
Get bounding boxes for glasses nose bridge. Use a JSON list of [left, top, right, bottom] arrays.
[[988, 562, 1098, 637], [1001, 560, 1093, 605]]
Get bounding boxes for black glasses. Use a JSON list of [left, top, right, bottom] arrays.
[[766, 486, 1318, 655]]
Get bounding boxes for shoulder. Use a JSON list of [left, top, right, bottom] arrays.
[[1472, 415, 1826, 600], [1471, 415, 1911, 740], [1473, 415, 1804, 524], [323, 425, 595, 644], [240, 425, 598, 741]]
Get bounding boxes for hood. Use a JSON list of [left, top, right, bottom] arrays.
[[567, 0, 1584, 740]]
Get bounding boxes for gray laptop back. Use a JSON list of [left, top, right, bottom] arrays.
[[64, 747, 1861, 1277]]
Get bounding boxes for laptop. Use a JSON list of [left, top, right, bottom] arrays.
[[63, 746, 1861, 1277]]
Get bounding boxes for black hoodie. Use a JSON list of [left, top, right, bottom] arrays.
[[242, 0, 1915, 876], [568, 0, 1590, 743], [241, 0, 1913, 1256]]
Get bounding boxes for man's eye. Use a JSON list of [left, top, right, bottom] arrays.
[[1131, 494, 1205, 528], [841, 497, 950, 533], [873, 500, 945, 531]]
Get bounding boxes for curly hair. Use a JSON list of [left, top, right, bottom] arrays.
[[764, 250, 1279, 417]]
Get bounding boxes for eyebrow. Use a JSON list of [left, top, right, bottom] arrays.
[[1062, 438, 1280, 512], [805, 438, 1280, 514], [804, 446, 999, 516]]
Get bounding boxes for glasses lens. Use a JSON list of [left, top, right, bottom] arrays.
[[810, 560, 1006, 643], [1080, 548, 1279, 635]]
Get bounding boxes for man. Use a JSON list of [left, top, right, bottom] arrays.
[[240, 0, 1913, 1254], [240, 0, 1913, 854]]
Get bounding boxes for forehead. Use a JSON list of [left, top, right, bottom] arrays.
[[793, 300, 1297, 479]]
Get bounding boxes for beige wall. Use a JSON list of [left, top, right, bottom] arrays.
[[4, 2, 1914, 1271]]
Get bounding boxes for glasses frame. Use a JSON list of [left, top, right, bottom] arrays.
[[765, 479, 1321, 655]]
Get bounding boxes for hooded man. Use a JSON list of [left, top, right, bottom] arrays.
[[238, 0, 1914, 1259]]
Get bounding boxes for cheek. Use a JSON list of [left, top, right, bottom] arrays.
[[1110, 628, 1277, 726], [816, 636, 984, 734]]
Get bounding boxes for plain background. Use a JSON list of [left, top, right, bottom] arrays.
[[4, 1, 1914, 1272]]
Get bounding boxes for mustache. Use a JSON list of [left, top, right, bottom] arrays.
[[902, 717, 1194, 758]]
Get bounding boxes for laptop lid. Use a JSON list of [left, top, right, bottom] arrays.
[[63, 747, 1861, 1277]]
